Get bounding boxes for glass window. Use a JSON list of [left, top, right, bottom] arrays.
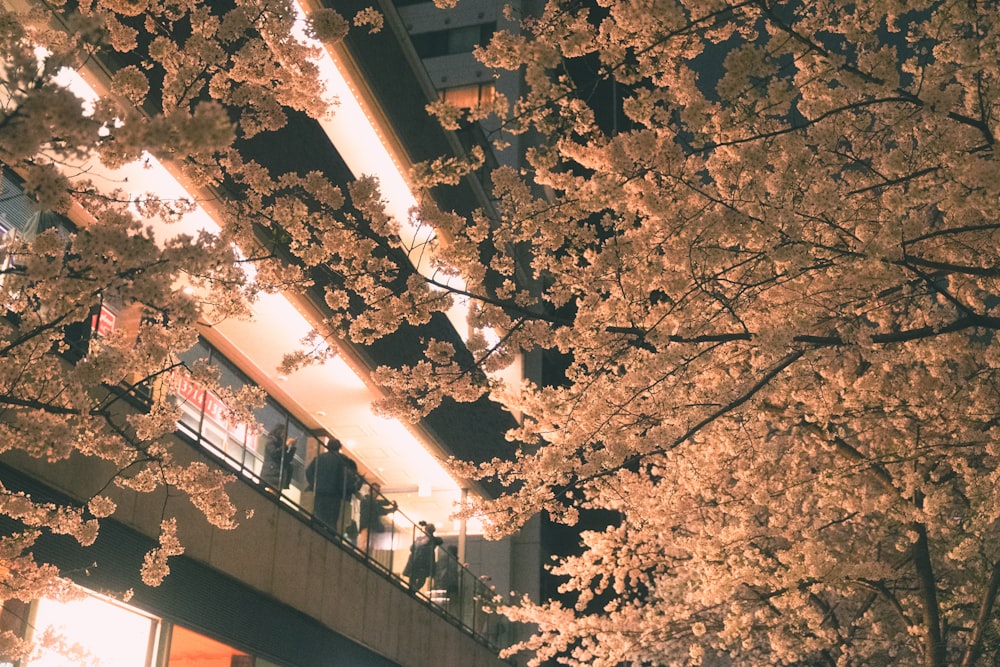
[[0, 169, 40, 238], [214, 359, 253, 463], [174, 339, 213, 438], [284, 420, 307, 492], [176, 338, 212, 368], [26, 594, 158, 667], [441, 83, 494, 109], [170, 338, 316, 497], [253, 402, 286, 480], [447, 25, 481, 53], [411, 31, 447, 58], [171, 342, 256, 465], [167, 625, 251, 667], [411, 22, 495, 58]]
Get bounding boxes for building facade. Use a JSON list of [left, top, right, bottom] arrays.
[[0, 0, 539, 664]]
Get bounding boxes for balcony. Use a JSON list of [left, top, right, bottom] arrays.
[[167, 359, 511, 650], [1, 446, 513, 667], [0, 160, 519, 664], [0, 354, 515, 665]]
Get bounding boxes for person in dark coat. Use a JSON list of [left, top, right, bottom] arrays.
[[404, 522, 442, 591], [341, 455, 363, 542], [305, 437, 348, 531], [260, 424, 296, 490], [357, 482, 397, 551], [435, 544, 461, 602]]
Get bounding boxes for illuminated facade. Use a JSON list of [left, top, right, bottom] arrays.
[[0, 0, 539, 664]]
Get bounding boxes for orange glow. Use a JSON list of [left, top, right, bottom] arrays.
[[168, 625, 250, 666]]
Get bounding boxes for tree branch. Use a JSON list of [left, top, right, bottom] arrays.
[[901, 255, 1000, 278], [553, 348, 807, 496], [912, 522, 946, 667], [959, 559, 1000, 667], [694, 97, 920, 153], [847, 166, 940, 196]]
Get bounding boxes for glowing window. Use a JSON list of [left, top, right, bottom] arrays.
[[440, 83, 495, 109], [167, 625, 251, 666], [26, 595, 158, 667]]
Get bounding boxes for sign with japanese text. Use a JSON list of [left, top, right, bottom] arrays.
[[172, 369, 249, 443]]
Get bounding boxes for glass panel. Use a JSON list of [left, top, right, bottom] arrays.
[[457, 567, 479, 631], [356, 482, 397, 568], [257, 415, 290, 492], [431, 542, 461, 611], [172, 340, 314, 501], [410, 31, 448, 58], [252, 402, 285, 481], [479, 82, 494, 105], [441, 83, 494, 109], [479, 22, 496, 45], [214, 359, 252, 467], [197, 391, 232, 456], [173, 368, 206, 438], [155, 335, 509, 641], [26, 594, 157, 667], [167, 625, 251, 666], [446, 25, 480, 53], [176, 337, 211, 367], [174, 339, 212, 439], [303, 438, 351, 535], [471, 575, 498, 642], [401, 521, 442, 596], [282, 421, 307, 503], [258, 414, 310, 506]]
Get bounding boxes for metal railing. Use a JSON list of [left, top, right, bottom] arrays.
[[172, 386, 509, 650], [56, 323, 510, 650]]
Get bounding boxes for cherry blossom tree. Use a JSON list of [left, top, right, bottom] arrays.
[[400, 1, 1000, 666], [4, 0, 1000, 665]]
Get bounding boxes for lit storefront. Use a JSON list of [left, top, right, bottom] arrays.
[[5, 589, 282, 667]]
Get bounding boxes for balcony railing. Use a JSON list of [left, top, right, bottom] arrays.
[[177, 416, 509, 649], [160, 340, 509, 650]]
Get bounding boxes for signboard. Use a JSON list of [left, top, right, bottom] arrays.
[[91, 304, 117, 337], [173, 369, 249, 443]]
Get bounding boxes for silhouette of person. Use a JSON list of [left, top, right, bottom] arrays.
[[261, 424, 296, 490], [435, 544, 461, 609], [305, 437, 348, 531], [404, 522, 442, 591], [358, 482, 396, 551]]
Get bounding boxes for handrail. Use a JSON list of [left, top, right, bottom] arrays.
[[172, 393, 509, 650]]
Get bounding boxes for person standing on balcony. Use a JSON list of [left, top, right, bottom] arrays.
[[304, 437, 349, 532], [341, 455, 364, 542], [435, 544, 461, 612], [260, 423, 297, 491], [357, 482, 397, 551], [404, 521, 441, 592]]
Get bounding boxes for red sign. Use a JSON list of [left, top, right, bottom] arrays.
[[91, 305, 117, 337], [173, 369, 249, 442]]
